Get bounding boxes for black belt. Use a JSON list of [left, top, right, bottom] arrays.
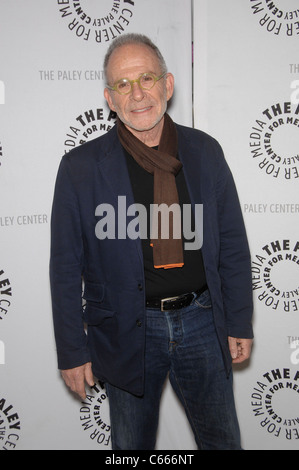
[[146, 285, 208, 311]]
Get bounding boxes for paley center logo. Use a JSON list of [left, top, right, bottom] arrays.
[[95, 196, 203, 252], [250, 367, 299, 442], [79, 380, 111, 448], [249, 0, 299, 37], [0, 269, 12, 321], [57, 0, 135, 43], [0, 397, 21, 450], [251, 239, 299, 313], [64, 107, 116, 153], [249, 101, 299, 181]]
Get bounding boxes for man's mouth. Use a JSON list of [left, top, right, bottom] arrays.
[[131, 106, 152, 114]]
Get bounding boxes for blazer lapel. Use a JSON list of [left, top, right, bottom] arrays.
[[177, 127, 203, 207], [97, 126, 144, 263], [97, 128, 134, 205]]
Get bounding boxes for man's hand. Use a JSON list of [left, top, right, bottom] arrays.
[[228, 337, 253, 364], [61, 362, 95, 400]]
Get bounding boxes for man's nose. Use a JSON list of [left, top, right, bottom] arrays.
[[131, 81, 145, 101]]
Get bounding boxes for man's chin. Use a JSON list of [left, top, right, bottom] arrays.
[[121, 114, 165, 134]]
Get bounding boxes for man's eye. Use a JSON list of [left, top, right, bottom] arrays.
[[142, 74, 154, 82], [118, 81, 129, 89]]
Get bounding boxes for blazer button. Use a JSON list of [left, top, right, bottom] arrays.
[[138, 283, 143, 291], [136, 320, 142, 328]]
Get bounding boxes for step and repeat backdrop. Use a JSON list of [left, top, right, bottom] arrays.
[[0, 0, 194, 451], [193, 0, 299, 450], [0, 0, 298, 451]]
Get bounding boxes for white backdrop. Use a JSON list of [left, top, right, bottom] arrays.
[[1, 0, 298, 452], [0, 0, 194, 451], [194, 0, 299, 450]]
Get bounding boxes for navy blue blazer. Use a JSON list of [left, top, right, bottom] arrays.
[[50, 123, 253, 396]]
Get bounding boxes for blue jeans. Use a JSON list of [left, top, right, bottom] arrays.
[[106, 290, 241, 450]]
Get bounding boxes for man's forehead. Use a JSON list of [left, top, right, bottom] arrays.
[[108, 43, 160, 74]]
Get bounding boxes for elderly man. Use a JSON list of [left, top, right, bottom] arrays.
[[50, 33, 253, 450]]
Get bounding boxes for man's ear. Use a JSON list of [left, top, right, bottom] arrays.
[[165, 73, 175, 101], [104, 88, 116, 112]]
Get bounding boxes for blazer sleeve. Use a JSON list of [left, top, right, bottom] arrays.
[[49, 156, 91, 370], [215, 143, 254, 340]]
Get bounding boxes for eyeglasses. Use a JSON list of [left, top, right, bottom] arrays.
[[107, 72, 167, 95]]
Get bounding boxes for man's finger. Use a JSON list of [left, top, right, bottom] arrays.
[[84, 363, 95, 387], [228, 336, 238, 359]]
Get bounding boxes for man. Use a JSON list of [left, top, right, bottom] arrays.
[[50, 33, 253, 450]]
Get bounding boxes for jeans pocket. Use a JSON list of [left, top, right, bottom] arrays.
[[194, 290, 212, 309]]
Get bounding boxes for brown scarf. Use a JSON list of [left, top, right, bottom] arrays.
[[117, 114, 184, 269]]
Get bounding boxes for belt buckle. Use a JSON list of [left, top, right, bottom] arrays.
[[160, 295, 179, 311]]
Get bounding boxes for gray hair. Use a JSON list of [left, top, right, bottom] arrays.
[[103, 33, 168, 84]]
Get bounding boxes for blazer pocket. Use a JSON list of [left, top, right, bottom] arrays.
[[83, 282, 115, 325], [84, 304, 115, 326], [83, 282, 105, 303]]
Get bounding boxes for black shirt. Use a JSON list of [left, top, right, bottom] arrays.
[[124, 148, 206, 299]]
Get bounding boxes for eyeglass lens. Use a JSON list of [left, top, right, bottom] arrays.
[[116, 73, 156, 93]]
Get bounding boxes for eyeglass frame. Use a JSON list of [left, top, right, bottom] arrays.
[[106, 72, 167, 95]]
